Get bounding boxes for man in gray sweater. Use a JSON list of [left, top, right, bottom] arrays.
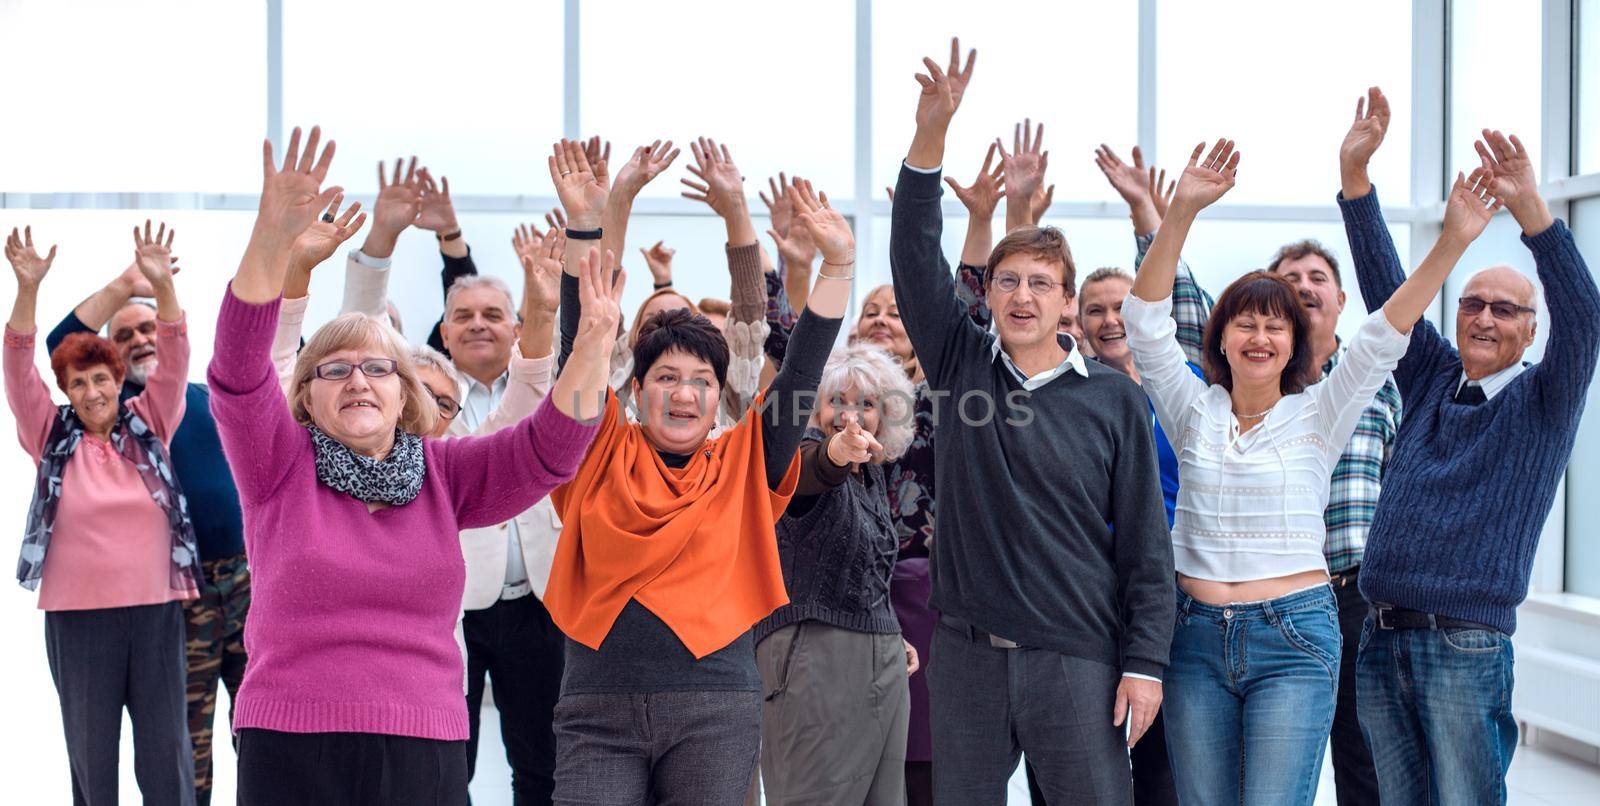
[[890, 39, 1174, 804]]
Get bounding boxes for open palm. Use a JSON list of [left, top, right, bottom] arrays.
[[1442, 167, 1500, 244], [132, 220, 178, 285], [523, 228, 564, 315], [1171, 139, 1240, 212], [4, 226, 56, 287], [1475, 130, 1537, 211], [614, 140, 680, 197], [259, 126, 341, 247], [790, 178, 853, 264], [550, 139, 609, 224]]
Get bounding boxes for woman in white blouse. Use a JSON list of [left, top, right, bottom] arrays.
[[1124, 138, 1501, 806]]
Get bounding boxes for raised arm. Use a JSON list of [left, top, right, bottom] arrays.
[[45, 255, 171, 354], [947, 141, 1004, 266], [550, 246, 625, 423], [891, 38, 985, 388], [1095, 144, 1164, 245], [125, 222, 189, 440], [997, 119, 1048, 234], [550, 138, 611, 372], [4, 226, 60, 458], [1132, 139, 1238, 304], [232, 127, 341, 303], [639, 240, 675, 292], [605, 138, 679, 267]]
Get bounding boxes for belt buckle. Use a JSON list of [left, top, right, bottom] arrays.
[[1375, 605, 1396, 630], [988, 634, 1021, 650]]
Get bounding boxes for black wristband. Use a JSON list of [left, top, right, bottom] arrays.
[[566, 227, 602, 241], [436, 229, 463, 242], [653, 280, 673, 290]]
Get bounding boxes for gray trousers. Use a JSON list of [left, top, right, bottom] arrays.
[[756, 622, 909, 806], [46, 601, 196, 806], [929, 616, 1133, 805], [552, 690, 761, 805]]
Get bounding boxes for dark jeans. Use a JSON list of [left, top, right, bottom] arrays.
[[184, 553, 251, 806], [552, 690, 761, 805], [46, 601, 194, 806], [237, 728, 468, 806], [1328, 568, 1379, 806], [1357, 615, 1518, 805], [929, 616, 1133, 805], [465, 593, 565, 805], [1027, 710, 1176, 805]]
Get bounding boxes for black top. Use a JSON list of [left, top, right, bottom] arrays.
[[428, 247, 479, 356], [890, 162, 1175, 679]]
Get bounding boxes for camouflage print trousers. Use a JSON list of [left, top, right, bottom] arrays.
[[184, 553, 250, 806]]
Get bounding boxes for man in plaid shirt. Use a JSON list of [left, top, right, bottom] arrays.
[[1098, 141, 1398, 806]]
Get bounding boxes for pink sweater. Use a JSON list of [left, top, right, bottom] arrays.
[[206, 288, 597, 740], [3, 319, 194, 611]]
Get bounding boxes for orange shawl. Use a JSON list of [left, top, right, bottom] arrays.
[[546, 390, 801, 659]]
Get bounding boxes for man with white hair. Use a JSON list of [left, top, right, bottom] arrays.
[[1339, 103, 1600, 802]]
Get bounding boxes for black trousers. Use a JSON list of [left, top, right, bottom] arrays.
[[237, 728, 467, 805], [465, 592, 566, 805], [1329, 566, 1380, 805], [1027, 711, 1176, 805], [46, 601, 194, 806]]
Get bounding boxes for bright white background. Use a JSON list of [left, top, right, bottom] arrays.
[[3, 1, 1600, 803]]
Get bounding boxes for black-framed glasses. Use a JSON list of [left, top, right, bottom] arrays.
[[427, 389, 461, 420], [1458, 296, 1535, 321], [991, 271, 1067, 295], [314, 358, 399, 381]]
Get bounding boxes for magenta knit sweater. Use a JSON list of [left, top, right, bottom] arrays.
[[206, 288, 597, 740]]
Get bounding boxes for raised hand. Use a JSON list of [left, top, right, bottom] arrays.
[[373, 157, 423, 234], [681, 137, 747, 219], [549, 139, 609, 229], [1171, 139, 1240, 215], [4, 226, 57, 288], [1093, 143, 1152, 208], [545, 207, 568, 232], [913, 37, 976, 134], [790, 177, 853, 265], [132, 219, 179, 287], [255, 125, 341, 249], [1148, 165, 1176, 219], [582, 136, 612, 185], [521, 227, 565, 316], [759, 172, 795, 238], [613, 140, 680, 198], [945, 141, 1006, 221], [512, 223, 546, 265], [1441, 167, 1502, 246], [827, 413, 883, 466], [414, 168, 458, 233], [1476, 129, 1552, 234], [768, 218, 818, 270], [289, 193, 367, 275], [1340, 87, 1389, 198], [574, 245, 625, 348], [1030, 183, 1055, 226], [998, 119, 1049, 202], [639, 240, 675, 286]]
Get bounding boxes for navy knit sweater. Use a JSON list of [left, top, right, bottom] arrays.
[[48, 312, 245, 562], [1339, 189, 1600, 634]]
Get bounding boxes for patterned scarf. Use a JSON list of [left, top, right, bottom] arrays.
[[17, 404, 200, 594], [308, 426, 427, 505]]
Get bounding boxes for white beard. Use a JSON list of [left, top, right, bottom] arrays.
[[126, 359, 156, 386]]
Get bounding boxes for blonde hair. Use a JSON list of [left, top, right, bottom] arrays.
[[409, 345, 465, 395], [290, 313, 437, 436], [813, 340, 918, 462], [627, 288, 700, 348], [853, 284, 920, 380]]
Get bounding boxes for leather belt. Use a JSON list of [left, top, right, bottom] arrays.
[[941, 614, 1024, 650], [500, 580, 532, 601], [1371, 603, 1496, 632]]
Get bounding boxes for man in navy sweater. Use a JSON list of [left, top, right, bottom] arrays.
[[891, 39, 1174, 804], [48, 257, 246, 806], [1337, 92, 1600, 804]]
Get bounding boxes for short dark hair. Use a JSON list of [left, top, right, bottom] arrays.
[[632, 308, 730, 388], [1202, 271, 1316, 395], [1267, 239, 1342, 288], [984, 225, 1076, 294], [50, 332, 126, 392]]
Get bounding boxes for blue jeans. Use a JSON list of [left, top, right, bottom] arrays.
[[1164, 585, 1339, 806], [1356, 617, 1517, 805]]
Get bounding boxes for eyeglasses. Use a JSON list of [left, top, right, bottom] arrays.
[[111, 321, 158, 344], [990, 271, 1067, 295], [314, 358, 399, 381], [1458, 296, 1534, 321], [423, 386, 461, 420]]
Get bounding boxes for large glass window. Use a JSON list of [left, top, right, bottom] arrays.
[[872, 0, 1138, 203], [283, 0, 564, 195], [1565, 197, 1600, 596], [1581, 0, 1600, 174], [583, 0, 855, 199], [1449, 0, 1543, 193], [0, 1, 265, 192], [1157, 0, 1413, 206]]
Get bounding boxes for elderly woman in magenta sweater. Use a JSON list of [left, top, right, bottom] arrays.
[[205, 126, 617, 806]]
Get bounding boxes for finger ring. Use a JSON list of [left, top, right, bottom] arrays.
[[561, 171, 573, 177], [321, 213, 335, 223]]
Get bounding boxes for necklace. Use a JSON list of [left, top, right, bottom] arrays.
[[1233, 408, 1273, 421]]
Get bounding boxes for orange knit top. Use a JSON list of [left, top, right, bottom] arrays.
[[546, 390, 801, 659]]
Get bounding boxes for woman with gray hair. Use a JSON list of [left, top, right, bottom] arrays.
[[205, 126, 616, 805], [753, 338, 921, 806]]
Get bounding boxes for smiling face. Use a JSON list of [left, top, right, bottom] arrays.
[[815, 383, 883, 442], [1270, 253, 1345, 346], [108, 303, 159, 384], [1456, 266, 1537, 380], [1222, 308, 1295, 389], [64, 364, 123, 435], [987, 253, 1071, 353], [305, 342, 405, 454], [633, 349, 722, 454], [441, 285, 518, 376], [1079, 275, 1134, 370], [854, 286, 913, 363]]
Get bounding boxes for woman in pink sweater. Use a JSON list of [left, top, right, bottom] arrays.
[[207, 126, 619, 806], [6, 222, 200, 806]]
